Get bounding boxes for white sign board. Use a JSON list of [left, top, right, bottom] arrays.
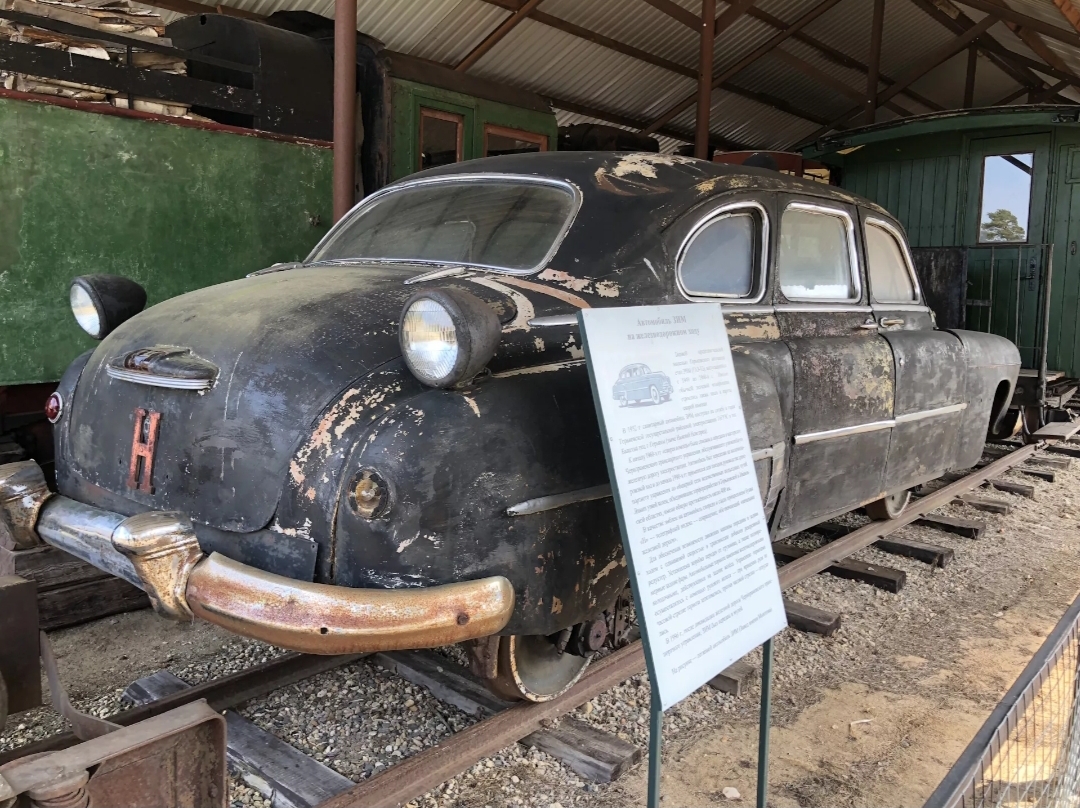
[[580, 303, 786, 711]]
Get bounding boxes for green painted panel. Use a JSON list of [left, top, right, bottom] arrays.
[[389, 78, 558, 182], [0, 96, 332, 386]]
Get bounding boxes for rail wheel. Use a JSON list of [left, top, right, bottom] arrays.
[[650, 385, 660, 405], [865, 489, 910, 520], [488, 634, 590, 702]]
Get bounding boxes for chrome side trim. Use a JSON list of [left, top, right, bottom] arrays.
[[750, 447, 774, 461], [528, 314, 580, 327], [506, 484, 612, 517], [305, 173, 583, 277], [491, 359, 587, 378], [894, 402, 967, 424], [106, 366, 213, 391], [871, 303, 932, 313], [404, 266, 470, 284], [779, 201, 862, 304], [775, 304, 872, 313], [723, 305, 775, 314], [794, 419, 893, 444], [676, 200, 770, 305], [864, 216, 923, 305]]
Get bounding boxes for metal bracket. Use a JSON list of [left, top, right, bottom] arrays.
[[40, 632, 120, 741], [0, 462, 51, 550], [112, 512, 203, 620]]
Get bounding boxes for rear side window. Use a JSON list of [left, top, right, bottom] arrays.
[[865, 220, 917, 303], [778, 205, 857, 301], [678, 206, 763, 299]]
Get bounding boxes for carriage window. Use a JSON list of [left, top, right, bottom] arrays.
[[978, 153, 1032, 243], [778, 206, 856, 301], [679, 211, 757, 298], [484, 125, 547, 157], [865, 221, 917, 303], [420, 108, 463, 170]]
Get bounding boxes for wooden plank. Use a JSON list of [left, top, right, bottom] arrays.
[[777, 445, 1037, 589], [783, 598, 841, 636], [988, 478, 1037, 498], [124, 669, 354, 808], [0, 544, 110, 591], [317, 643, 646, 808], [1046, 444, 1080, 458], [375, 650, 641, 783], [1030, 420, 1080, 440], [915, 514, 985, 539], [521, 717, 641, 784], [952, 495, 1013, 514], [773, 543, 906, 593], [1018, 467, 1055, 482], [1026, 455, 1071, 469], [707, 658, 757, 697], [873, 536, 954, 567], [0, 575, 41, 714], [37, 575, 149, 630]]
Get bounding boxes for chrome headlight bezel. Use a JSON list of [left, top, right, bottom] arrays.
[[399, 288, 501, 389]]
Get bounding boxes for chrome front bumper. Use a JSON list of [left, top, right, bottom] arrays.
[[0, 461, 515, 654]]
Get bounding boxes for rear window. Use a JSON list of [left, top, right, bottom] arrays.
[[309, 179, 577, 274]]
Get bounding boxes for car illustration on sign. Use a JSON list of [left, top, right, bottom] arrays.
[[612, 363, 672, 406], [0, 151, 1019, 709]]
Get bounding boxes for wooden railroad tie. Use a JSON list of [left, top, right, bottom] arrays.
[[941, 471, 1036, 499], [951, 494, 1012, 514], [374, 650, 642, 784], [783, 598, 841, 636], [1027, 455, 1071, 470], [913, 514, 985, 540], [815, 520, 955, 567], [773, 542, 905, 592], [1018, 466, 1055, 483], [707, 658, 757, 697], [1046, 444, 1080, 459]]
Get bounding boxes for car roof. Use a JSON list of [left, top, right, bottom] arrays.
[[391, 152, 893, 277]]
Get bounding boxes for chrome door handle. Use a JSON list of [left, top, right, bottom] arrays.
[[879, 317, 905, 327]]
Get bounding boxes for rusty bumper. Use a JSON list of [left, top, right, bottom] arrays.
[[0, 461, 515, 654]]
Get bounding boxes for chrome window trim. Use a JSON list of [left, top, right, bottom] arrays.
[[864, 216, 923, 305], [870, 303, 931, 313], [722, 304, 775, 314], [304, 174, 583, 277], [778, 201, 862, 304], [676, 200, 769, 304]]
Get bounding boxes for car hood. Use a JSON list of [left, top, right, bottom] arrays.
[[65, 265, 508, 532]]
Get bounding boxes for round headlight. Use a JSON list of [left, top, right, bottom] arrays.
[[399, 288, 501, 388], [69, 275, 147, 340]]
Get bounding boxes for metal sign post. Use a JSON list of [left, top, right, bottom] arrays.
[[579, 303, 785, 808]]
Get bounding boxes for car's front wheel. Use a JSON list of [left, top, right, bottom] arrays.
[[650, 385, 660, 405], [487, 634, 590, 702], [865, 489, 911, 520]]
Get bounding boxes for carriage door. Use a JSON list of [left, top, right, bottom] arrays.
[[964, 135, 1049, 368], [774, 199, 895, 535]]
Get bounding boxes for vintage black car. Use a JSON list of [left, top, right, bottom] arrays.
[[613, 363, 673, 406], [0, 152, 1019, 704]]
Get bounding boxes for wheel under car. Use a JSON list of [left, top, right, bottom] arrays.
[[865, 489, 911, 520]]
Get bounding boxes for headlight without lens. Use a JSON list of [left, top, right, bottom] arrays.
[[69, 275, 147, 340], [399, 288, 501, 388]]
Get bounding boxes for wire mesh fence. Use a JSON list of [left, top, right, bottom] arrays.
[[925, 595, 1080, 808]]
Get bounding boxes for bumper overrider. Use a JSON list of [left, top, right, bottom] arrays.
[[0, 461, 515, 654]]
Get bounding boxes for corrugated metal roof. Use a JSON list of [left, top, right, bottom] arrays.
[[149, 0, 1080, 150]]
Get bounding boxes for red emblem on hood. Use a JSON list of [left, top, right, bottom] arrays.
[[127, 408, 162, 493]]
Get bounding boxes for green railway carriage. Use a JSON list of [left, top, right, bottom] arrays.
[[0, 12, 571, 458], [804, 106, 1080, 391]]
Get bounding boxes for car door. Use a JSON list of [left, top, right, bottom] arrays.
[[863, 212, 967, 491], [774, 197, 895, 535]]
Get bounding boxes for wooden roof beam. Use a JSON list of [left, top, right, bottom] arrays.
[[743, 6, 943, 112], [953, 0, 1080, 48], [641, 0, 844, 135], [456, 0, 544, 71], [641, 0, 758, 37], [1053, 0, 1080, 35], [769, 47, 913, 116], [977, 0, 1080, 96]]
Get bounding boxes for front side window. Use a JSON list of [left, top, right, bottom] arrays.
[[309, 179, 577, 274], [679, 210, 759, 298], [978, 153, 1032, 243], [484, 125, 548, 157], [778, 206, 856, 301], [420, 108, 463, 170], [865, 220, 917, 303]]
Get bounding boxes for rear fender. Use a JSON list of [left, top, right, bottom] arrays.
[[947, 329, 1020, 468]]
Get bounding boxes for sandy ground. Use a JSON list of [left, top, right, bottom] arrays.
[[4, 449, 1080, 808]]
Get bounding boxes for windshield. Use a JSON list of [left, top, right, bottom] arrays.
[[308, 178, 577, 274]]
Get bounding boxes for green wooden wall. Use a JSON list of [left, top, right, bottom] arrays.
[[0, 96, 333, 386], [389, 78, 559, 182]]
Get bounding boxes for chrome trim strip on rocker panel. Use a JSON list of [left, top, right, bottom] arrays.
[[795, 403, 969, 444]]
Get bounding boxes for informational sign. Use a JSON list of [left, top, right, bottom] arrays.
[[580, 303, 786, 711]]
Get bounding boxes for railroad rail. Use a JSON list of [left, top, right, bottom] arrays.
[[1, 433, 1074, 807]]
